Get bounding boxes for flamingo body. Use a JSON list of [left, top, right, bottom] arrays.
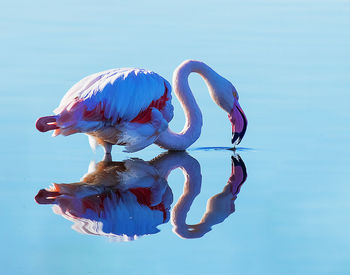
[[36, 60, 247, 155], [38, 68, 174, 152]]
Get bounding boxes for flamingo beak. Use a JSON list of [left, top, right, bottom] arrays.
[[229, 104, 247, 146]]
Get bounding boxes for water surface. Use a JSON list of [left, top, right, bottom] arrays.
[[0, 0, 349, 274]]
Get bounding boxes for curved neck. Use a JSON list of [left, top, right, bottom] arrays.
[[155, 60, 221, 150]]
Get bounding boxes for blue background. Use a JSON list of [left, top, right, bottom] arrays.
[[0, 0, 349, 274]]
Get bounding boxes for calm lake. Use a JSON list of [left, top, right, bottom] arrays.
[[1, 0, 349, 274]]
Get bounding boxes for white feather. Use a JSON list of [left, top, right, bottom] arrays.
[[55, 68, 169, 124]]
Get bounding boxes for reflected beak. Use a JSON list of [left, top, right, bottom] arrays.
[[229, 155, 247, 196], [229, 104, 247, 145], [231, 155, 247, 182]]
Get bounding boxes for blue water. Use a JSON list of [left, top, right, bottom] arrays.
[[1, 0, 350, 274]]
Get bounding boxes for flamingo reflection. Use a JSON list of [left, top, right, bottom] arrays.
[[35, 152, 247, 240]]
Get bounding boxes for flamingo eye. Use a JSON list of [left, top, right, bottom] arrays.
[[233, 91, 238, 99]]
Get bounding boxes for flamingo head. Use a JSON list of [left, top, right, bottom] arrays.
[[207, 76, 247, 146]]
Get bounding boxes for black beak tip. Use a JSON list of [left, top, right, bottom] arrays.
[[231, 155, 238, 166], [231, 132, 241, 145], [231, 154, 244, 167]]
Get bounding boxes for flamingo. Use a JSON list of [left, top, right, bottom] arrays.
[[35, 151, 247, 240], [36, 60, 247, 156], [35, 157, 173, 241]]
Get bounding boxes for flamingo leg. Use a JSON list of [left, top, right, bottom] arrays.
[[103, 142, 113, 162]]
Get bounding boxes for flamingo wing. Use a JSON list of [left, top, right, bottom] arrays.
[[54, 68, 171, 124]]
